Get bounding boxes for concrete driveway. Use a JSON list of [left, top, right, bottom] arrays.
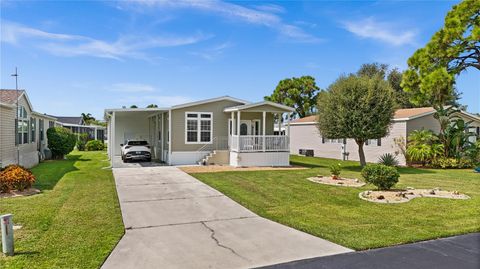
[[102, 166, 351, 269], [111, 156, 166, 168]]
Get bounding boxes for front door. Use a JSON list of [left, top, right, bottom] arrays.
[[240, 120, 251, 135]]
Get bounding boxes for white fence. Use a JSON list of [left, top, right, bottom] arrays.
[[230, 135, 289, 152]]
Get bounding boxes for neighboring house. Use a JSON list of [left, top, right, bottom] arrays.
[[51, 116, 106, 141], [290, 107, 480, 166], [105, 96, 295, 166], [0, 89, 57, 168]]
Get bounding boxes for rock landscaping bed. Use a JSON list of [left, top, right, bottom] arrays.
[[0, 188, 41, 198], [307, 176, 366, 187], [359, 188, 470, 204]]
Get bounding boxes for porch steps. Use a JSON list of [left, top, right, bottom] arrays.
[[199, 150, 229, 166]]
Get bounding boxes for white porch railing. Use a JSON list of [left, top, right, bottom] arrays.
[[196, 136, 229, 152], [230, 135, 289, 152]]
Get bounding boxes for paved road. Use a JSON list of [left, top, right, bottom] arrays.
[[259, 233, 480, 269], [102, 166, 351, 269]]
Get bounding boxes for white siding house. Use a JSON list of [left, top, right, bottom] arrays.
[[0, 89, 57, 168], [290, 107, 480, 166]]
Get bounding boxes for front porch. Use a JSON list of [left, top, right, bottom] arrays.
[[220, 101, 294, 167]]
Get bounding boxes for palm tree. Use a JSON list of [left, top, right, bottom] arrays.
[[81, 113, 95, 125]]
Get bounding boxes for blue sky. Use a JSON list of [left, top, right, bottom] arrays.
[[1, 0, 478, 119]]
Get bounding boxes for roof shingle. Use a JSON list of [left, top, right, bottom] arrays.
[[0, 89, 25, 104], [291, 107, 437, 123]]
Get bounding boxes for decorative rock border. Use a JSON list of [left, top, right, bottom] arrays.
[[308, 176, 366, 187], [0, 188, 41, 198], [359, 188, 470, 204]]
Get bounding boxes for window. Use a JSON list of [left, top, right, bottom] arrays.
[[31, 117, 36, 143], [366, 139, 381, 146], [39, 119, 44, 141], [48, 121, 54, 128], [185, 112, 212, 143], [322, 137, 344, 144], [16, 105, 29, 145]]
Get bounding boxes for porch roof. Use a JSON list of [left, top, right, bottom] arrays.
[[223, 101, 295, 113]]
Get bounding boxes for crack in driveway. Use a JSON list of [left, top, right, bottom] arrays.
[[201, 221, 250, 262]]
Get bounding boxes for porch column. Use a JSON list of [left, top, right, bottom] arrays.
[[262, 111, 266, 152], [277, 113, 282, 135], [237, 111, 241, 151], [155, 114, 159, 159], [161, 113, 164, 162], [286, 112, 291, 137], [287, 112, 291, 151], [231, 111, 235, 135], [94, 127, 97, 140], [111, 111, 116, 160]]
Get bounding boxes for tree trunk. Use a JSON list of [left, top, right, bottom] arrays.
[[356, 139, 366, 167]]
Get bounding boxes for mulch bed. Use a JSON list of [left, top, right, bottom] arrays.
[[180, 165, 307, 173]]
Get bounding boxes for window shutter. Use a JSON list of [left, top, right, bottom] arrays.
[[377, 139, 381, 146], [322, 137, 325, 144]]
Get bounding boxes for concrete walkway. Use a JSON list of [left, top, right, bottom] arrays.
[[102, 166, 351, 269]]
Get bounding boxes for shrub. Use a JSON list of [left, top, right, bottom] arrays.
[[378, 153, 399, 166], [47, 127, 76, 159], [361, 164, 400, 190], [0, 165, 36, 192], [329, 163, 341, 177], [76, 133, 89, 151], [86, 140, 105, 151], [431, 157, 474, 169]]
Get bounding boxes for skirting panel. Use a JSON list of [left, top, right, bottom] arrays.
[[230, 151, 290, 167], [170, 151, 210, 165]]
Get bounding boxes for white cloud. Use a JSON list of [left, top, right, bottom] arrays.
[[253, 4, 285, 14], [190, 41, 233, 60], [1, 21, 210, 60], [109, 83, 156, 93], [342, 17, 416, 46], [124, 0, 321, 43]]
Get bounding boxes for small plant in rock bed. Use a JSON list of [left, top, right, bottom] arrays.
[[378, 153, 399, 167], [361, 164, 399, 190], [0, 165, 36, 192], [329, 163, 342, 179]]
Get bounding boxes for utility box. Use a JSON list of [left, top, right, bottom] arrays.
[[1, 214, 14, 256]]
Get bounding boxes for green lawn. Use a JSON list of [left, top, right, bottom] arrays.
[[0, 151, 124, 269], [191, 155, 480, 250]]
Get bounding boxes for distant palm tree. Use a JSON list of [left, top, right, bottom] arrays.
[[81, 113, 95, 125]]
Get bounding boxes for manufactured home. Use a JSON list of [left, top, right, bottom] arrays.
[[105, 96, 295, 167], [0, 89, 57, 168]]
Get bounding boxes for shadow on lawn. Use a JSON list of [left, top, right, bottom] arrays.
[[32, 154, 81, 191]]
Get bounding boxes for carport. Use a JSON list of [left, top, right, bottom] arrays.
[[105, 108, 170, 167]]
